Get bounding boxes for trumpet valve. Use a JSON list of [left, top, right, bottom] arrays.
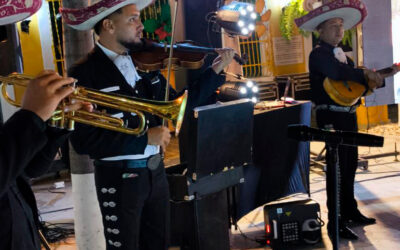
[[67, 119, 75, 131], [67, 111, 75, 131]]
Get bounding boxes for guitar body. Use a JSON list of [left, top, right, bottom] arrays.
[[323, 63, 399, 106], [323, 78, 372, 106]]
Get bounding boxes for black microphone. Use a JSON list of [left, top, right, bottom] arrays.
[[287, 125, 384, 147]]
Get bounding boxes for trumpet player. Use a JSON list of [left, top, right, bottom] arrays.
[[0, 46, 94, 250], [61, 0, 235, 249], [0, 3, 93, 250], [0, 68, 93, 250]]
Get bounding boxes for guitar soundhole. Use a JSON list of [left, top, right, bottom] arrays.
[[343, 81, 352, 92]]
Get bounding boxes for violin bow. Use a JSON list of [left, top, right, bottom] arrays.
[[163, 0, 179, 128]]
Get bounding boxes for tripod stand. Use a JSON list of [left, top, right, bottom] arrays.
[[287, 125, 383, 250]]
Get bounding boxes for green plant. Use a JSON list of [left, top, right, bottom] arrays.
[[279, 0, 309, 40], [142, 3, 172, 42], [341, 28, 355, 47]]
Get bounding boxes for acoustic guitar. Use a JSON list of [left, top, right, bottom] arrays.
[[323, 63, 400, 106]]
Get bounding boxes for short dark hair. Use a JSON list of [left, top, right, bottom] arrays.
[[93, 8, 123, 35], [316, 20, 328, 31]]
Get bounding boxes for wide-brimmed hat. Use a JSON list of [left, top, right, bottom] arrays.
[[0, 0, 43, 25], [295, 0, 367, 31], [60, 0, 152, 31]]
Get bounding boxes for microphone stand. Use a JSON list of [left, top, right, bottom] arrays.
[[287, 125, 384, 250]]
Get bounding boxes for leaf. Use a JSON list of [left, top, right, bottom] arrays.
[[160, 3, 171, 22], [255, 0, 265, 13], [261, 9, 271, 22], [143, 19, 159, 33]]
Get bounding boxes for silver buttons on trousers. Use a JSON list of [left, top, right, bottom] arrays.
[[101, 188, 117, 194], [107, 228, 120, 235], [105, 215, 118, 221], [103, 201, 116, 208], [108, 240, 122, 247]]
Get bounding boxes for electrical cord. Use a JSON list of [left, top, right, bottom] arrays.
[[40, 207, 74, 215], [235, 224, 266, 246], [39, 220, 74, 243]]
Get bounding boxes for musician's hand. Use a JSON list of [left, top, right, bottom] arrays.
[[147, 126, 171, 152], [364, 69, 384, 89], [391, 63, 400, 74], [212, 48, 235, 74], [22, 70, 76, 121], [63, 99, 93, 113]]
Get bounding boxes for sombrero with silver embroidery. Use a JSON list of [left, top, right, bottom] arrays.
[[0, 0, 43, 25], [295, 0, 367, 31], [60, 0, 152, 31]]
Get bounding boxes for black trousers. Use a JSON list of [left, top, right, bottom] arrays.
[[94, 161, 170, 250], [316, 109, 359, 225]]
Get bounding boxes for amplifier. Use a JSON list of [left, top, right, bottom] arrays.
[[263, 198, 321, 249]]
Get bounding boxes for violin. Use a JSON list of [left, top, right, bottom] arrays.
[[130, 39, 248, 72]]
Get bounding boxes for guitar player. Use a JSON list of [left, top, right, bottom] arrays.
[[295, 0, 399, 240]]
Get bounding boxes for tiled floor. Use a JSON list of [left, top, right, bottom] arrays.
[[35, 124, 400, 249]]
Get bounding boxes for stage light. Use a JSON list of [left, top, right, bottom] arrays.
[[218, 81, 259, 102], [214, 1, 257, 37]]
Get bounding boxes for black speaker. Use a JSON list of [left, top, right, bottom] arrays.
[[263, 198, 321, 249]]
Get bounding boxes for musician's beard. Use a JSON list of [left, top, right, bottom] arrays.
[[119, 39, 144, 52]]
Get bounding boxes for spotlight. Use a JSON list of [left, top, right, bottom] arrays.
[[214, 1, 257, 37], [218, 81, 259, 102], [241, 28, 249, 35]]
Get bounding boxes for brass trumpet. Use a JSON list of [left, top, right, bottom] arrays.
[[0, 73, 187, 135]]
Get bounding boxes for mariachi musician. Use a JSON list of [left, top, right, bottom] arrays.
[[0, 1, 92, 249], [295, 0, 399, 240], [60, 0, 236, 249]]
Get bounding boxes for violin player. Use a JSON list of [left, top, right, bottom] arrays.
[[0, 1, 93, 249], [295, 0, 399, 240], [60, 0, 235, 249]]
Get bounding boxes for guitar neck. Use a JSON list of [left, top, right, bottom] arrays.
[[377, 66, 397, 78]]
